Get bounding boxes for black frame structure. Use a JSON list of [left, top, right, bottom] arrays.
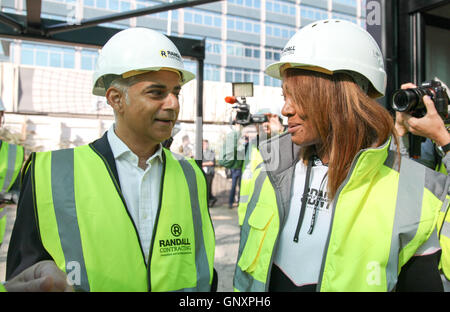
[[0, 0, 222, 161]]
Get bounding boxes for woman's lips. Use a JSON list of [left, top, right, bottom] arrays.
[[287, 123, 301, 134]]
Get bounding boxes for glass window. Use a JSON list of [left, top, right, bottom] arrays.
[[63, 53, 75, 68], [120, 1, 131, 12], [194, 13, 202, 24], [49, 52, 61, 67], [214, 17, 221, 27], [226, 71, 233, 82], [109, 0, 119, 11], [227, 45, 234, 56], [227, 18, 234, 29], [274, 3, 280, 13], [236, 20, 243, 30], [36, 51, 48, 66], [21, 49, 34, 65], [97, 0, 107, 9], [84, 0, 94, 6], [204, 15, 212, 25], [185, 12, 193, 23]]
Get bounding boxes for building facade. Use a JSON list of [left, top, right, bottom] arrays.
[[0, 0, 365, 154]]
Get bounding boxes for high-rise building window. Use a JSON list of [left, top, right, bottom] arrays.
[[266, 23, 295, 39], [266, 0, 296, 16], [225, 67, 260, 85], [265, 47, 281, 62], [205, 64, 221, 82], [81, 49, 99, 71], [333, 0, 357, 7], [228, 0, 261, 9], [206, 39, 222, 55], [226, 41, 260, 59], [264, 75, 282, 87], [300, 5, 329, 21], [227, 16, 261, 34], [332, 12, 357, 24], [21, 43, 75, 69], [184, 9, 222, 28]]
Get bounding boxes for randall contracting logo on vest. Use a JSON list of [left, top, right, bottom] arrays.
[[159, 224, 192, 256]]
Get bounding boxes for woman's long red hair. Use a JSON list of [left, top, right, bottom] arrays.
[[284, 68, 399, 199]]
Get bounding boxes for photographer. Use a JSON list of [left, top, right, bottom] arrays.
[[219, 108, 284, 224], [394, 81, 450, 284], [394, 82, 450, 171]]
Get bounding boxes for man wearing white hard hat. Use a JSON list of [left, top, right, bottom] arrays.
[[234, 19, 448, 292], [0, 98, 24, 246], [6, 28, 216, 292]]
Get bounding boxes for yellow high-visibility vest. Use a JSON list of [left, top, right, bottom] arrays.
[[234, 139, 446, 291], [32, 144, 215, 291]]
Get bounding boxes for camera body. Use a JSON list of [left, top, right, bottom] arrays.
[[392, 79, 449, 118], [226, 82, 268, 126], [232, 99, 268, 126]]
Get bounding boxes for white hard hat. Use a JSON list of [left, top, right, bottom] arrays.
[[92, 27, 195, 96], [265, 19, 386, 98]]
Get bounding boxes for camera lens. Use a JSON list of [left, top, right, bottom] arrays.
[[392, 89, 418, 112]]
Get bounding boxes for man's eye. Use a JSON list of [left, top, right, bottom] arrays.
[[148, 90, 165, 97]]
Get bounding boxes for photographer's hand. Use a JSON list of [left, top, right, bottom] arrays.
[[397, 94, 450, 147]]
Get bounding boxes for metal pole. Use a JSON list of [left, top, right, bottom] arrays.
[[0, 13, 24, 33], [195, 57, 204, 166], [45, 0, 222, 36]]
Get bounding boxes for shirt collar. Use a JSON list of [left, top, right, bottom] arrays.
[[107, 124, 163, 163]]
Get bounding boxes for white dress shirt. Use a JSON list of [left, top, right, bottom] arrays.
[[107, 125, 163, 263]]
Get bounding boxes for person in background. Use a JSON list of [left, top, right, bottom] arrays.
[[179, 134, 193, 158], [0, 99, 24, 246], [220, 108, 284, 225], [202, 139, 217, 207], [394, 81, 450, 287]]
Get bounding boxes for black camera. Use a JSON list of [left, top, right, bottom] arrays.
[[225, 82, 268, 126], [392, 79, 449, 118]]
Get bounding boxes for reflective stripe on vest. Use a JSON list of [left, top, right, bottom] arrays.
[[438, 193, 450, 280], [238, 145, 263, 226], [234, 144, 445, 291], [0, 142, 24, 193], [34, 145, 214, 292], [0, 207, 7, 244], [234, 169, 268, 292]]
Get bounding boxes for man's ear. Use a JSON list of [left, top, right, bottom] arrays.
[[105, 87, 125, 114]]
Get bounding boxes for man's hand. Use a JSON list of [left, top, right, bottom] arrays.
[[4, 260, 73, 292], [395, 83, 450, 147]]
